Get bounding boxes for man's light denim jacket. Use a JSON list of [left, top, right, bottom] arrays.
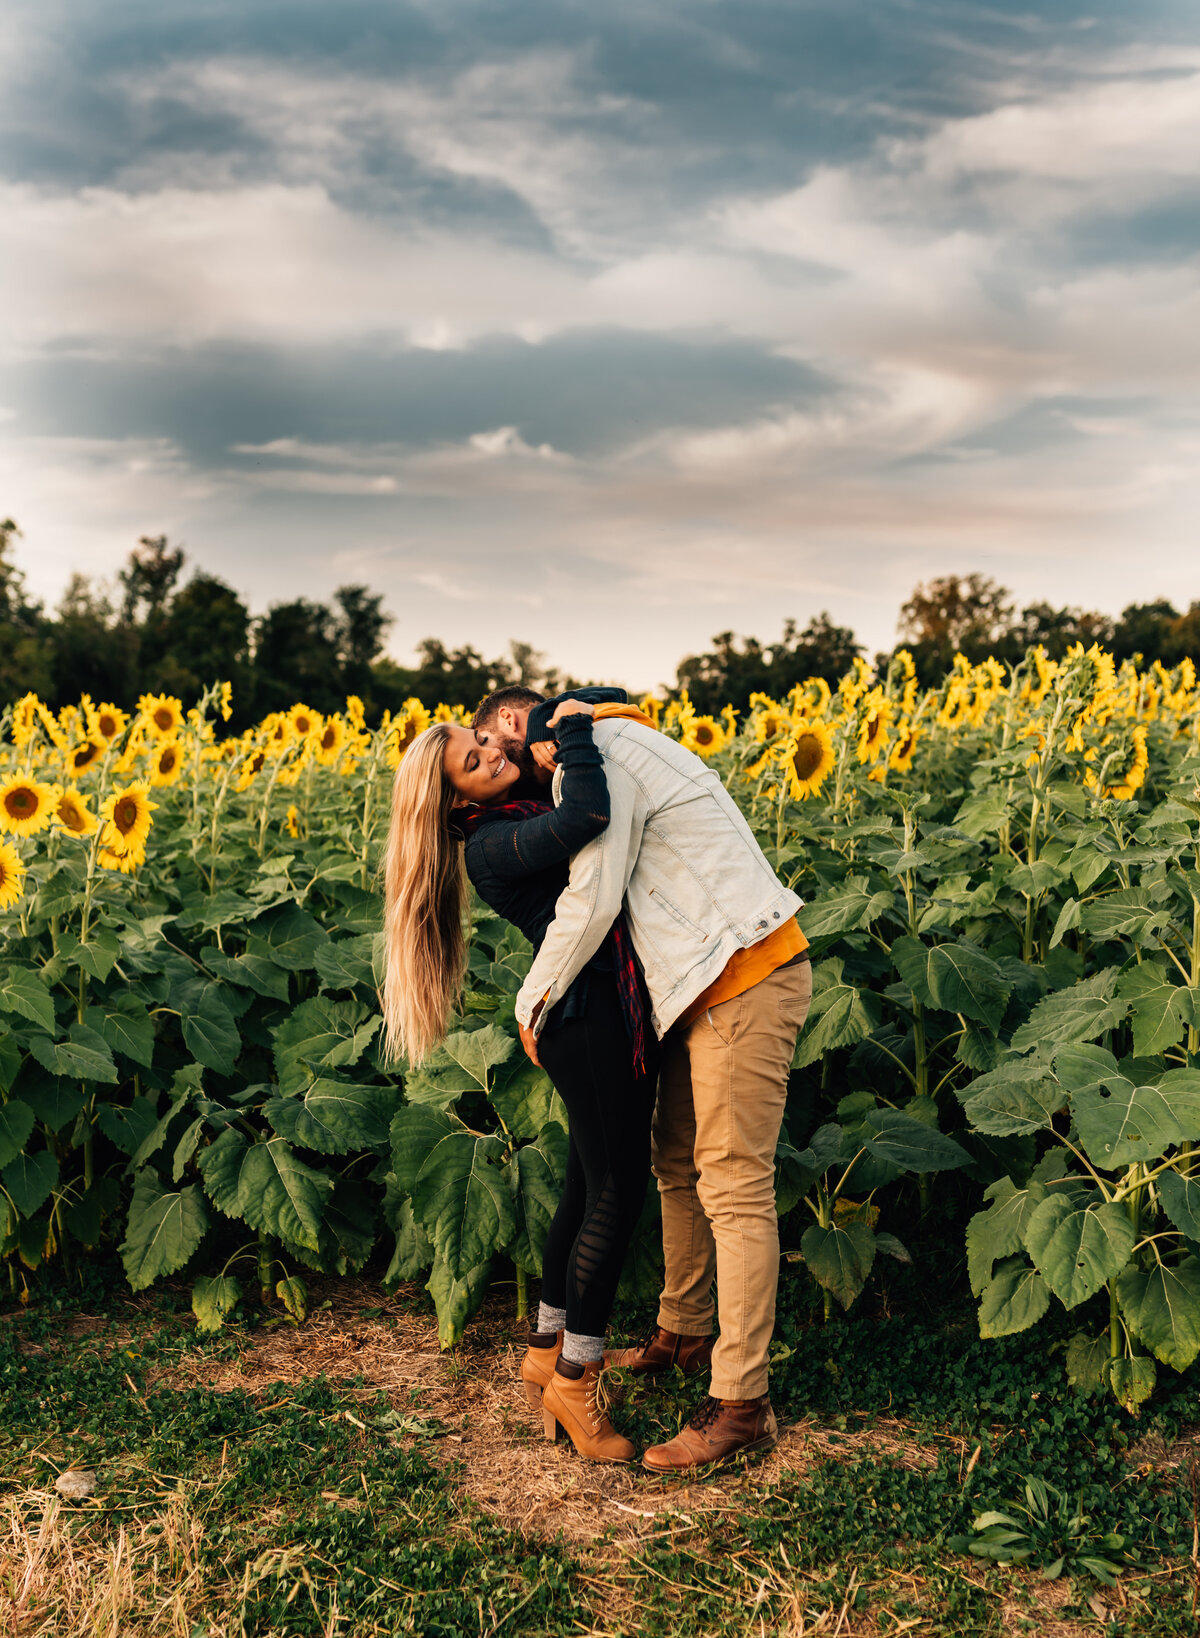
[[514, 719, 804, 1040]]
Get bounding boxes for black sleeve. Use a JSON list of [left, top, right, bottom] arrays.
[[469, 714, 611, 880], [526, 686, 628, 746]]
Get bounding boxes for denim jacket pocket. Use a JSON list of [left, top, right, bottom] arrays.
[[648, 885, 709, 943]]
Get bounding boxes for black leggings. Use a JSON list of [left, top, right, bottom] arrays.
[[535, 972, 659, 1337]]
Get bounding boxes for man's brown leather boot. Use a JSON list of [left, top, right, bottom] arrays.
[[542, 1359, 635, 1463], [604, 1326, 714, 1374], [642, 1394, 778, 1473], [519, 1329, 563, 1408]]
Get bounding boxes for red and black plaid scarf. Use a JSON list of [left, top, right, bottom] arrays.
[[454, 799, 648, 1071]]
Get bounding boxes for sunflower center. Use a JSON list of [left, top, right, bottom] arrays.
[[115, 799, 139, 833], [5, 788, 35, 816], [695, 725, 713, 745], [154, 708, 174, 731], [74, 742, 101, 769], [321, 727, 336, 750], [160, 749, 178, 773], [98, 714, 117, 737], [792, 735, 824, 781]]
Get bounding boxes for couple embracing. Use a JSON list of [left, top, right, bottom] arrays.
[[382, 687, 811, 1472]]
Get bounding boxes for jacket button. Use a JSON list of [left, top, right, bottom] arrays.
[[773, 911, 780, 919]]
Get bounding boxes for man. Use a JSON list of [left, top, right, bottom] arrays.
[[473, 685, 811, 1472]]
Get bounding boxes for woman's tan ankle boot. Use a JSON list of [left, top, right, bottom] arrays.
[[519, 1329, 563, 1408], [541, 1359, 634, 1463]]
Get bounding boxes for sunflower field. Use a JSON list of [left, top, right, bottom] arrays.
[[2, 643, 1200, 1417]]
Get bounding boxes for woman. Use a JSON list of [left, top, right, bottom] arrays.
[[382, 700, 659, 1464]]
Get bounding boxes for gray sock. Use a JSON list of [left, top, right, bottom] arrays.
[[536, 1302, 567, 1334], [561, 1330, 606, 1367]]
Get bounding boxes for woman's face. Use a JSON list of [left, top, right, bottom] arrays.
[[442, 723, 521, 805]]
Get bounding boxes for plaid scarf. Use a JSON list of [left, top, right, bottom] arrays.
[[454, 799, 649, 1072]]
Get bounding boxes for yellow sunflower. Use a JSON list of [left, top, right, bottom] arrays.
[[66, 738, 106, 777], [1105, 726, 1149, 800], [147, 739, 185, 787], [219, 681, 233, 722], [681, 715, 727, 757], [99, 845, 142, 874], [386, 704, 432, 769], [754, 706, 788, 743], [314, 714, 348, 767], [138, 693, 184, 738], [11, 694, 40, 748], [89, 702, 129, 744], [100, 782, 157, 856], [0, 840, 26, 909], [285, 804, 301, 838], [346, 694, 366, 729], [889, 722, 922, 773], [781, 719, 835, 800], [289, 703, 322, 741], [639, 694, 662, 729], [0, 775, 57, 837], [53, 786, 98, 838], [856, 691, 893, 764]]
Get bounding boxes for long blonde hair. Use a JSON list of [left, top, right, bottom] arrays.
[[381, 722, 467, 1066]]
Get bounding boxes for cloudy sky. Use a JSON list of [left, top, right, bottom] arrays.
[[3, 1, 1200, 687]]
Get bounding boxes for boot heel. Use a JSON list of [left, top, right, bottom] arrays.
[[523, 1380, 543, 1409], [542, 1405, 562, 1442]]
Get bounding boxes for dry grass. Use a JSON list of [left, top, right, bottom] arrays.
[[1, 1486, 210, 1638]]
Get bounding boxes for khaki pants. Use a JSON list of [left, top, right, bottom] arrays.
[[651, 959, 812, 1400]]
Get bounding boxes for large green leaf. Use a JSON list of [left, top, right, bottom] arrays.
[[198, 1128, 333, 1250], [1117, 1258, 1200, 1370], [926, 941, 1011, 1029], [860, 1108, 968, 1173], [120, 1170, 208, 1292], [2, 1148, 59, 1216], [255, 905, 330, 970], [1109, 1355, 1156, 1413], [978, 1257, 1050, 1338], [966, 1179, 1052, 1296], [192, 1274, 242, 1334], [1156, 1170, 1200, 1239], [0, 968, 55, 1033], [793, 962, 881, 1069], [203, 942, 290, 1002], [1065, 1331, 1111, 1394], [383, 1195, 434, 1285], [1117, 965, 1193, 1057], [181, 984, 242, 1077], [799, 1220, 876, 1310], [272, 996, 380, 1094], [313, 934, 378, 993], [1078, 887, 1171, 945], [1021, 1194, 1136, 1309], [96, 1095, 159, 1156], [29, 1022, 118, 1084], [0, 1098, 35, 1167], [412, 1130, 516, 1279], [389, 1105, 458, 1192], [264, 1079, 389, 1154], [1009, 970, 1127, 1054], [490, 1061, 567, 1142], [426, 1256, 492, 1350], [958, 1062, 1063, 1137], [16, 1075, 83, 1134], [1073, 1068, 1200, 1169], [85, 999, 156, 1068], [800, 876, 895, 938], [508, 1124, 568, 1275]]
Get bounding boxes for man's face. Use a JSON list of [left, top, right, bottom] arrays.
[[475, 705, 542, 782]]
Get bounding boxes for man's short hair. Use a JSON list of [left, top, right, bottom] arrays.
[[472, 685, 545, 731]]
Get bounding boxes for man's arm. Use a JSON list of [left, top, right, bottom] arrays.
[[514, 751, 647, 1038]]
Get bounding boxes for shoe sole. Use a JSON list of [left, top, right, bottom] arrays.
[[641, 1435, 777, 1475]]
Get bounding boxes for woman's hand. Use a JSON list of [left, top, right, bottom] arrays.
[[547, 698, 595, 726], [530, 740, 559, 775]]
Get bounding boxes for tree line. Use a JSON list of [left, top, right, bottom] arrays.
[[1, 522, 1196, 723]]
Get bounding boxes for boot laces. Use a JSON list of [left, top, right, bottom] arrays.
[[586, 1368, 614, 1431], [689, 1396, 722, 1432]]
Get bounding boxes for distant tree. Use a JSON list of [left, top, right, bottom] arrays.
[[1112, 601, 1183, 666], [674, 614, 862, 715], [119, 535, 186, 677], [48, 574, 131, 704], [251, 598, 343, 716], [898, 573, 1014, 681], [159, 573, 252, 711], [0, 520, 51, 700], [333, 586, 392, 707]]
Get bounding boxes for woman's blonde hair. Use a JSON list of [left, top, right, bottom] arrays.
[[381, 722, 467, 1066]]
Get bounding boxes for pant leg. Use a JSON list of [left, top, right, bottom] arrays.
[[651, 1024, 717, 1335], [684, 960, 813, 1399], [536, 976, 658, 1336]]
